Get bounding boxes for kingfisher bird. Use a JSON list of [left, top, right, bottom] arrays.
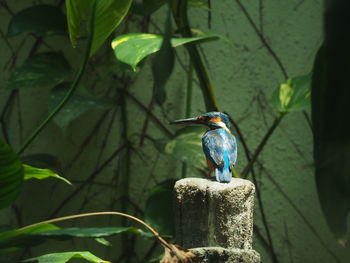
[[171, 112, 237, 183]]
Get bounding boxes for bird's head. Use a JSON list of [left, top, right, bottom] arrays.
[[171, 112, 231, 131]]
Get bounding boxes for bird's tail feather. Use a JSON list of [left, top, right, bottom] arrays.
[[215, 167, 232, 182]]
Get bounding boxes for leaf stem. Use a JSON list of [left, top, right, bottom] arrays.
[[171, 0, 218, 111], [16, 2, 97, 155]]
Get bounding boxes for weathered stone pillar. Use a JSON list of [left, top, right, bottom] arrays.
[[174, 178, 260, 263]]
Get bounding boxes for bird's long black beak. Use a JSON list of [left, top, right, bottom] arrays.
[[170, 117, 202, 125]]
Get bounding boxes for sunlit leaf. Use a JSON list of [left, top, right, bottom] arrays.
[[94, 237, 111, 246], [7, 5, 67, 37], [49, 83, 115, 130], [271, 75, 311, 113], [66, 0, 132, 55], [23, 164, 71, 185], [8, 52, 71, 90], [145, 180, 176, 236], [0, 138, 23, 209], [23, 251, 110, 263], [0, 223, 58, 251], [154, 127, 206, 169], [111, 33, 217, 71], [312, 45, 350, 241], [152, 10, 174, 105]]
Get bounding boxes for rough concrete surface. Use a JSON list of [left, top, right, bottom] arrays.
[[174, 178, 255, 249], [190, 247, 261, 263]]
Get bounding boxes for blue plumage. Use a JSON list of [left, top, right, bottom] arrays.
[[202, 128, 237, 182], [171, 111, 238, 183]]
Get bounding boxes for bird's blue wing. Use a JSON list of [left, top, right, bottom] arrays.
[[202, 129, 237, 168]]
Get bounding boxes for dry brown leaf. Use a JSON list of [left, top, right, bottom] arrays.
[[160, 244, 198, 263]]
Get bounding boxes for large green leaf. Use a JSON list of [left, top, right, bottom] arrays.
[[271, 75, 311, 113], [154, 127, 206, 169], [312, 44, 350, 241], [66, 0, 132, 55], [37, 227, 147, 239], [23, 164, 71, 185], [144, 180, 176, 236], [49, 84, 115, 130], [111, 33, 217, 71], [0, 223, 58, 251], [0, 138, 23, 209], [7, 5, 67, 37], [152, 10, 174, 105], [8, 52, 71, 90], [23, 251, 110, 263]]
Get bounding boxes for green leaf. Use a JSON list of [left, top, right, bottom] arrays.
[[271, 75, 311, 113], [0, 138, 23, 209], [66, 0, 132, 55], [312, 44, 350, 242], [0, 225, 148, 253], [37, 227, 146, 239], [23, 164, 71, 185], [49, 83, 115, 130], [152, 10, 174, 105], [111, 33, 217, 71], [0, 223, 58, 251], [144, 180, 176, 236], [23, 251, 110, 263], [8, 52, 71, 90], [154, 127, 206, 169], [94, 237, 111, 246], [7, 5, 67, 37]]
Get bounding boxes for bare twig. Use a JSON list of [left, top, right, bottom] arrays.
[[139, 98, 154, 146], [261, 164, 342, 263], [241, 115, 283, 177], [64, 111, 110, 171], [234, 0, 288, 79], [125, 90, 173, 137], [49, 143, 127, 218]]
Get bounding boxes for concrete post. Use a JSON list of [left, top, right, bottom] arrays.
[[174, 178, 260, 263]]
